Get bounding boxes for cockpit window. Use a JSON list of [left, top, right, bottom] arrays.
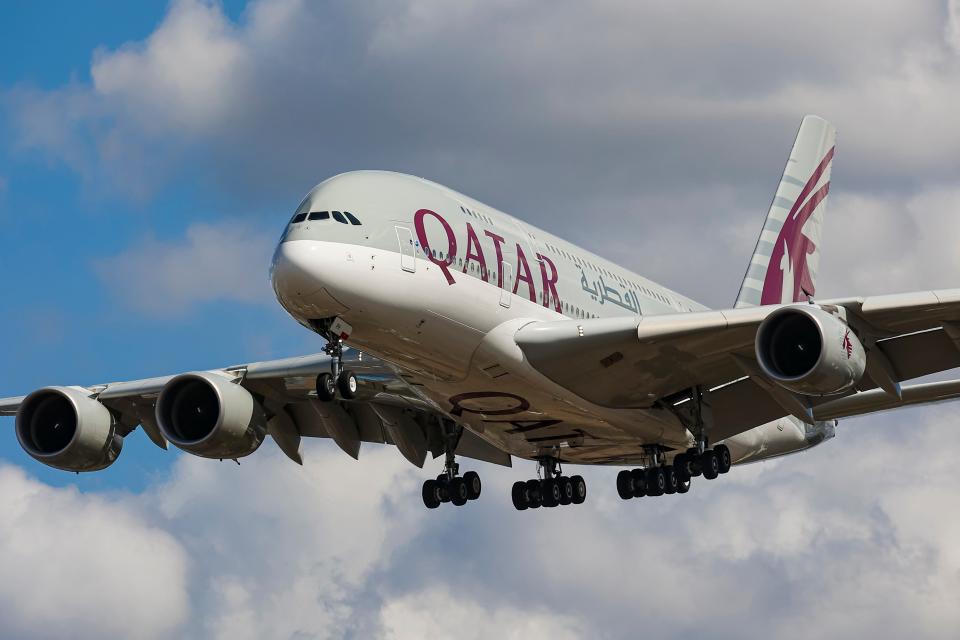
[[332, 211, 348, 224], [308, 211, 330, 221], [292, 212, 308, 223], [343, 211, 362, 225]]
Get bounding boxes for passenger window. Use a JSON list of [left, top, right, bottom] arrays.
[[332, 211, 348, 224], [343, 211, 362, 225], [308, 211, 330, 221], [292, 213, 308, 223]]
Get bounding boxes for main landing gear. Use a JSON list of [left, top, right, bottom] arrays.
[[422, 421, 482, 509], [511, 458, 586, 511], [616, 444, 731, 501], [315, 338, 358, 401]]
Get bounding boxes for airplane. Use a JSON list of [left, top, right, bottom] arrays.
[[4, 115, 960, 512]]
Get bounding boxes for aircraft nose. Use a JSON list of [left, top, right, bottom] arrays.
[[270, 240, 348, 320], [271, 240, 318, 303]]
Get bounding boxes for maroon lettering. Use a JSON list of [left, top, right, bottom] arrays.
[[414, 209, 457, 285], [462, 222, 488, 279], [485, 230, 507, 288], [513, 244, 536, 302], [537, 253, 561, 312]]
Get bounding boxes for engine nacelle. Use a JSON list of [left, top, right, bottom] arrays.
[[755, 305, 866, 396], [15, 387, 122, 472], [155, 372, 266, 459]]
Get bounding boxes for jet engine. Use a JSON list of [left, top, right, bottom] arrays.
[[155, 372, 266, 459], [15, 386, 122, 472], [755, 305, 866, 396]]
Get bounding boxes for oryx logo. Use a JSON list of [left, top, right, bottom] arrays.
[[842, 330, 853, 359], [760, 147, 835, 305]]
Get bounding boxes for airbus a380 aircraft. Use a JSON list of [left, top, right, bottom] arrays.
[[5, 115, 960, 511]]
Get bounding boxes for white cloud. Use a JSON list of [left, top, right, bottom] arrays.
[[93, 221, 276, 315], [380, 587, 589, 640], [2, 405, 960, 639], [0, 466, 189, 640]]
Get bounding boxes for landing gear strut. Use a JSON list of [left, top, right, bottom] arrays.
[[315, 333, 357, 402], [511, 457, 586, 511], [422, 421, 481, 509]]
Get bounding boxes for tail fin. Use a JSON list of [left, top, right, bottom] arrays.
[[735, 115, 837, 308]]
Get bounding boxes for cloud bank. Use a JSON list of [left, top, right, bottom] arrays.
[[1, 404, 959, 639]]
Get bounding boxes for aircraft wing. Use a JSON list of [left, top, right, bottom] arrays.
[[0, 351, 511, 468], [514, 288, 960, 440]]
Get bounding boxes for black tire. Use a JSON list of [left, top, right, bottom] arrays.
[[616, 470, 635, 500], [663, 466, 678, 495], [450, 477, 469, 506], [715, 444, 732, 474], [701, 450, 720, 480], [558, 477, 574, 505], [674, 454, 691, 480], [422, 480, 441, 509], [525, 479, 542, 508], [542, 479, 561, 508], [631, 468, 646, 498], [337, 370, 358, 399], [646, 467, 666, 496], [463, 471, 482, 500], [316, 373, 336, 401], [677, 475, 691, 494], [571, 475, 586, 504], [511, 481, 528, 511]]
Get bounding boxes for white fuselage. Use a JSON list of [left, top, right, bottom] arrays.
[[270, 171, 829, 466]]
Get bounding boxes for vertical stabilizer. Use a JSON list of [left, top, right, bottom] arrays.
[[735, 116, 836, 308]]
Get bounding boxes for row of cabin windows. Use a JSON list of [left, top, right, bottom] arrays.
[[543, 239, 678, 309], [460, 205, 492, 225], [290, 210, 362, 226]]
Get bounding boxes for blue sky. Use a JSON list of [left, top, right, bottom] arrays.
[[1, 2, 959, 638], [0, 1, 304, 490]]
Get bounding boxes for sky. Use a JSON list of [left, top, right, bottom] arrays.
[[1, 1, 960, 638]]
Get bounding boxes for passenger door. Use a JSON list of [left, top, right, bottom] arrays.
[[396, 226, 416, 273]]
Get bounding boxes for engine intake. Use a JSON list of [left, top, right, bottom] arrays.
[[755, 306, 866, 396], [156, 372, 266, 459], [15, 387, 122, 472]]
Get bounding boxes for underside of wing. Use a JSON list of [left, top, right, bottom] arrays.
[[0, 350, 511, 474], [514, 288, 960, 442]]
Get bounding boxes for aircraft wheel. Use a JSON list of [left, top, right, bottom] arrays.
[[674, 453, 692, 480], [316, 373, 336, 402], [646, 467, 666, 496], [677, 475, 691, 494], [541, 479, 561, 508], [337, 370, 358, 399], [463, 471, 482, 500], [571, 475, 587, 504], [511, 481, 528, 510], [701, 450, 720, 480], [715, 444, 732, 474], [558, 476, 574, 505], [422, 480, 441, 509], [616, 470, 634, 500], [449, 477, 469, 506], [631, 468, 647, 498], [663, 466, 678, 495]]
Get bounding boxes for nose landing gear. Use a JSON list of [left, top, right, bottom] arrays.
[[314, 337, 358, 402]]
